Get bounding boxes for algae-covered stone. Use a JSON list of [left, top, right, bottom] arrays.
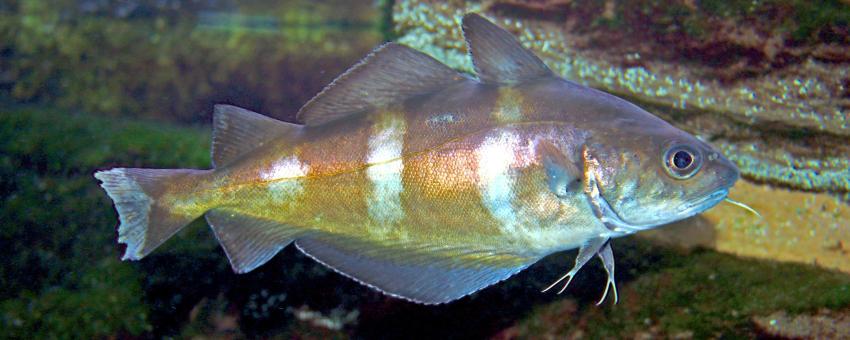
[[392, 0, 850, 196], [505, 251, 850, 338], [0, 0, 382, 123], [390, 0, 850, 277]]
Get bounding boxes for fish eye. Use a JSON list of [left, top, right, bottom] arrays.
[[664, 145, 701, 179]]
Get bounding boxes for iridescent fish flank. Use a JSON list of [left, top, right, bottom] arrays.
[[94, 13, 739, 304]]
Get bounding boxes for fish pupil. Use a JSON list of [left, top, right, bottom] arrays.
[[673, 151, 693, 169]]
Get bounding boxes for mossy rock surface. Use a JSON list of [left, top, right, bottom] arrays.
[[0, 104, 211, 337], [0, 0, 382, 124], [512, 251, 850, 338]]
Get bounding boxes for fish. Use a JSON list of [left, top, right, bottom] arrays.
[[94, 13, 739, 305]]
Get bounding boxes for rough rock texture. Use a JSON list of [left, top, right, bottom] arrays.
[[753, 309, 850, 338], [1, 0, 382, 123], [392, 0, 850, 195], [392, 0, 850, 275], [644, 179, 850, 274]]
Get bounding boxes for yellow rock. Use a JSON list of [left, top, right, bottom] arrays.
[[643, 180, 850, 274]]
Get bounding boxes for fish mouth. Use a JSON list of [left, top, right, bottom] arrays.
[[585, 167, 729, 235], [581, 146, 730, 235], [676, 188, 728, 217]]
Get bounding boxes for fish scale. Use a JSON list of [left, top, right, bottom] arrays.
[[95, 13, 739, 304]]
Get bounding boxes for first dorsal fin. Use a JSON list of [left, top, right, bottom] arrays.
[[462, 13, 553, 84], [296, 43, 465, 126], [211, 105, 303, 167]]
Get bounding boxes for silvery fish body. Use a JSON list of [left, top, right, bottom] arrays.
[[94, 14, 739, 304]]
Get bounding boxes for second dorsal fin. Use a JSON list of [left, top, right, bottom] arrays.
[[462, 13, 553, 84], [296, 43, 465, 126]]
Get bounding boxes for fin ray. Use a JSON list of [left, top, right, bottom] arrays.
[[295, 235, 536, 304], [212, 105, 302, 167], [94, 168, 210, 260], [462, 13, 553, 84], [296, 43, 465, 126], [205, 209, 303, 273]]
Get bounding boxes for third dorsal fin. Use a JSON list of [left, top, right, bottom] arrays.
[[296, 43, 466, 127], [211, 105, 302, 167], [462, 13, 553, 84]]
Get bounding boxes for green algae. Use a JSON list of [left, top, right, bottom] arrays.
[[0, 0, 381, 123], [0, 104, 368, 337], [512, 250, 850, 338], [695, 0, 850, 42], [1, 259, 151, 338], [601, 252, 850, 336], [0, 104, 210, 299], [600, 0, 850, 43], [379, 0, 399, 41], [0, 104, 212, 337]]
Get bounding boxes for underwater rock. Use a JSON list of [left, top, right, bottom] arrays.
[[391, 0, 850, 196], [500, 251, 850, 338], [753, 309, 850, 338], [643, 179, 850, 274], [2, 0, 382, 123]]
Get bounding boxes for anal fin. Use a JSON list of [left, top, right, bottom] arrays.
[[205, 209, 303, 273], [295, 235, 536, 304]]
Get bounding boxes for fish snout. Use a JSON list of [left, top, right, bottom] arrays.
[[712, 153, 740, 191]]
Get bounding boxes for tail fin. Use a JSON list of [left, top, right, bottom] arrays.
[[94, 168, 211, 260]]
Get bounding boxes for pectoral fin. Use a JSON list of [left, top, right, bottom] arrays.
[[295, 235, 537, 304]]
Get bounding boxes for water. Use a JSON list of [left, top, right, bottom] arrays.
[[2, 0, 849, 338]]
